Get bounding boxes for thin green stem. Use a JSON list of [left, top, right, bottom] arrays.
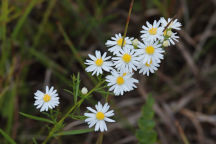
[[121, 0, 134, 48], [96, 132, 104, 144], [42, 80, 105, 144]]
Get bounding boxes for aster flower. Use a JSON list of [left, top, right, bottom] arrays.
[[137, 41, 164, 64], [85, 50, 113, 76], [160, 17, 182, 30], [84, 102, 115, 132], [137, 59, 160, 76], [34, 86, 59, 112], [106, 70, 138, 96], [141, 20, 164, 42], [160, 17, 181, 46], [105, 33, 133, 55], [112, 47, 140, 73]]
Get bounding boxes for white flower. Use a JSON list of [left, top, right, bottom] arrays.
[[84, 102, 115, 132], [85, 51, 113, 76], [160, 17, 182, 30], [141, 20, 164, 42], [105, 33, 133, 55], [106, 70, 138, 96], [160, 17, 181, 46], [137, 41, 164, 64], [137, 59, 160, 76], [112, 47, 140, 73], [81, 87, 88, 95], [34, 86, 59, 112]]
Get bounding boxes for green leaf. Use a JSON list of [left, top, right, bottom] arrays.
[[19, 112, 54, 124], [54, 128, 94, 136], [136, 94, 157, 144], [0, 128, 16, 144], [73, 73, 80, 104]]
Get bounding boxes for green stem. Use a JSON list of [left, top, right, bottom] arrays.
[[96, 132, 104, 144], [121, 0, 134, 48], [42, 80, 105, 144]]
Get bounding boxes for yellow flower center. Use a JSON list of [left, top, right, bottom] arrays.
[[148, 27, 157, 35], [122, 73, 127, 76], [145, 60, 152, 67], [145, 46, 155, 55], [43, 94, 51, 102], [122, 54, 131, 63], [116, 76, 124, 85], [95, 58, 103, 66], [117, 38, 126, 46], [96, 112, 105, 120]]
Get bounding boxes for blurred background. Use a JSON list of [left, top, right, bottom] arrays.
[[0, 0, 216, 143]]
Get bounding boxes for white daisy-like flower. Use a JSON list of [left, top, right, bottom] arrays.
[[137, 59, 160, 76], [160, 17, 182, 30], [112, 47, 140, 73], [34, 86, 59, 112], [105, 33, 133, 55], [85, 50, 113, 76], [106, 70, 138, 96], [137, 41, 164, 64], [84, 102, 115, 132], [141, 20, 164, 42], [160, 17, 181, 46]]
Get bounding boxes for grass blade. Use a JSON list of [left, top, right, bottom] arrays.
[[0, 0, 8, 75], [54, 128, 94, 136], [32, 0, 57, 49], [0, 128, 16, 144], [19, 112, 54, 124], [11, 0, 38, 39]]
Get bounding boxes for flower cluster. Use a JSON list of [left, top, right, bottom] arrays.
[[85, 17, 182, 96], [82, 17, 181, 132], [33, 17, 182, 133]]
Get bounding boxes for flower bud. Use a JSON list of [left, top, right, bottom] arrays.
[[163, 40, 169, 47], [167, 30, 172, 37], [132, 39, 139, 47], [81, 87, 88, 94]]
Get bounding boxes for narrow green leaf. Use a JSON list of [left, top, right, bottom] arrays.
[[54, 128, 94, 136], [0, 128, 16, 144], [64, 89, 73, 95], [0, 0, 8, 75], [32, 0, 57, 49], [75, 73, 80, 103], [19, 112, 54, 124], [32, 137, 38, 144]]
